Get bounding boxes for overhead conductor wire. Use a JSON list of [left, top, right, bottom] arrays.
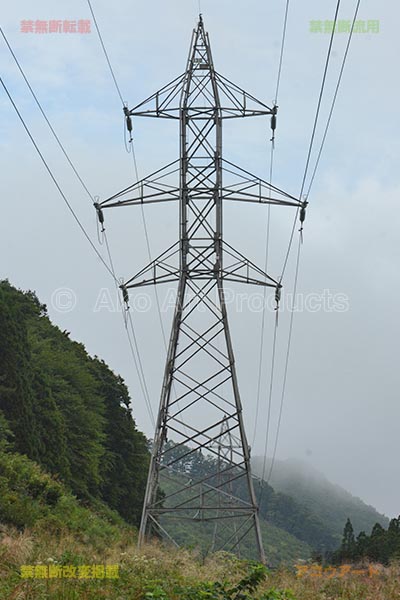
[[1, 28, 155, 426], [279, 0, 342, 282], [252, 0, 290, 450], [258, 0, 343, 495], [86, 0, 160, 424], [87, 0, 178, 423], [264, 0, 361, 486], [259, 0, 342, 489], [0, 76, 116, 282]]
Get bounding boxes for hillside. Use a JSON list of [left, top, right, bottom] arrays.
[[0, 448, 281, 599], [0, 281, 313, 564], [0, 449, 399, 600], [161, 442, 338, 558], [252, 457, 389, 541], [0, 281, 318, 562], [0, 280, 389, 569], [158, 468, 312, 566], [0, 280, 149, 526]]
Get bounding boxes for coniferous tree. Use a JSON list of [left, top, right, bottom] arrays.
[[93, 358, 149, 525], [355, 530, 368, 560], [0, 282, 38, 457], [0, 280, 150, 524], [341, 518, 356, 561]]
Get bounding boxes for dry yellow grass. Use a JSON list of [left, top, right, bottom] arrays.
[[1, 524, 400, 599]]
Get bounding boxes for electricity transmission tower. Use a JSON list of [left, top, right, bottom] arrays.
[[210, 415, 243, 555], [97, 16, 301, 562]]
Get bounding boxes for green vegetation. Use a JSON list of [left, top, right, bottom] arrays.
[[0, 279, 149, 526], [0, 448, 128, 545], [158, 444, 312, 564], [0, 280, 321, 564], [331, 517, 400, 565], [2, 279, 399, 598], [0, 449, 294, 599]]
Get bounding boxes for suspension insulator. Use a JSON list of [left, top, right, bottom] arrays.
[[275, 284, 282, 307], [93, 202, 104, 226], [300, 200, 308, 225], [120, 285, 129, 306], [123, 106, 133, 133], [271, 105, 278, 132]]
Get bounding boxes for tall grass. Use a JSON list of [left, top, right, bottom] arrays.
[[1, 523, 399, 599]]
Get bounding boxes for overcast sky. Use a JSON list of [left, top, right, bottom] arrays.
[[1, 0, 399, 519]]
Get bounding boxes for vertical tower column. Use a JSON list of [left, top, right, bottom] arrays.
[[99, 15, 302, 562]]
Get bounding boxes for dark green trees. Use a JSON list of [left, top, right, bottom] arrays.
[[0, 280, 149, 526], [341, 518, 356, 560], [0, 282, 39, 457], [93, 359, 149, 525], [333, 516, 400, 565]]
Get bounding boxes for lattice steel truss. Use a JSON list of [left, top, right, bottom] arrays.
[[98, 16, 301, 562]]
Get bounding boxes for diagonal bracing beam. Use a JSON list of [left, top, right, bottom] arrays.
[[98, 15, 304, 563]]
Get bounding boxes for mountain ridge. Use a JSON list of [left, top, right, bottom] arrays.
[[252, 456, 389, 540]]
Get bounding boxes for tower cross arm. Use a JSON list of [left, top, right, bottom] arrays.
[[98, 161, 180, 210], [126, 73, 187, 119], [222, 242, 279, 288], [122, 242, 181, 290], [222, 159, 302, 207], [215, 72, 276, 119]]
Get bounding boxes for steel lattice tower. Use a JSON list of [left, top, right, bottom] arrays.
[[98, 16, 301, 562], [210, 416, 243, 555]]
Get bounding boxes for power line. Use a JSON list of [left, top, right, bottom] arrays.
[[0, 76, 117, 283], [306, 0, 361, 199], [265, 0, 362, 484], [86, 3, 168, 426], [86, 1, 179, 410], [261, 0, 342, 476], [274, 0, 290, 105], [103, 232, 155, 427], [86, 0, 125, 105], [86, 0, 171, 354], [299, 0, 342, 200], [129, 149, 171, 352], [126, 310, 156, 426], [280, 0, 342, 283], [258, 312, 279, 488], [267, 234, 301, 483], [258, 0, 341, 483], [0, 27, 94, 204], [251, 132, 275, 448], [0, 56, 155, 426], [252, 1, 290, 447]]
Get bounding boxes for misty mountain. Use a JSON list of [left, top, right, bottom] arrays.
[[252, 457, 389, 541]]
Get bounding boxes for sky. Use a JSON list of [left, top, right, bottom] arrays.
[[1, 0, 399, 519]]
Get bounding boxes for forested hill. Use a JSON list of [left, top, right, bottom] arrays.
[[0, 281, 324, 562], [1, 280, 388, 565], [252, 457, 389, 539], [0, 280, 149, 526]]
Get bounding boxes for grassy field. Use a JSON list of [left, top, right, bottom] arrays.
[[0, 450, 398, 599], [1, 523, 400, 600]]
